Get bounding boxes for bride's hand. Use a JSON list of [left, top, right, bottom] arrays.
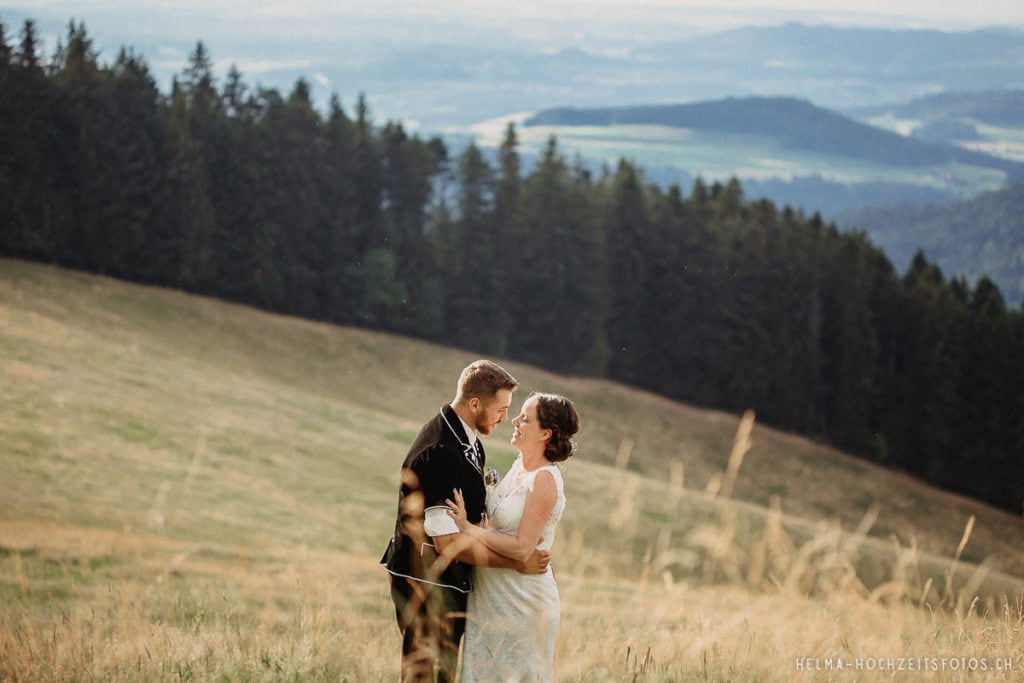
[[445, 488, 471, 532]]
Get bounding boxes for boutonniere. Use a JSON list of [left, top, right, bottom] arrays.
[[485, 468, 500, 492]]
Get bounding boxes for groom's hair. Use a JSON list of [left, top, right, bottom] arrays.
[[455, 360, 518, 403]]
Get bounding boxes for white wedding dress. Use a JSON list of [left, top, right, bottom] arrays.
[[462, 455, 566, 683]]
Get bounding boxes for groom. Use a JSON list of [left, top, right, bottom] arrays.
[[382, 359, 550, 682]]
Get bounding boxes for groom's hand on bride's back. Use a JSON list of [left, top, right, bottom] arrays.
[[518, 548, 550, 574]]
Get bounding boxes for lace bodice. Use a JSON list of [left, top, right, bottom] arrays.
[[484, 454, 565, 552]]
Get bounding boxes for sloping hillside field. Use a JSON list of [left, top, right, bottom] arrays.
[[2, 259, 1022, 680]]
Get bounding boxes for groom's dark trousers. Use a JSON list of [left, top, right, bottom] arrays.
[[390, 574, 466, 682], [381, 405, 488, 682]]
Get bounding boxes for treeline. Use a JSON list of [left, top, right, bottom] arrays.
[[2, 19, 1022, 514]]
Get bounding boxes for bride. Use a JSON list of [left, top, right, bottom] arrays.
[[447, 391, 579, 683]]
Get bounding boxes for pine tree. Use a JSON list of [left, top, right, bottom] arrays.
[[209, 64, 259, 302], [512, 137, 607, 372], [1, 20, 66, 261], [890, 253, 969, 486], [222, 64, 248, 119], [320, 94, 361, 323], [101, 48, 166, 281], [243, 87, 288, 310], [163, 79, 216, 291], [492, 123, 525, 355], [378, 122, 446, 335], [352, 94, 383, 257], [49, 25, 164, 279], [603, 159, 651, 385], [441, 141, 497, 350], [556, 156, 608, 375], [0, 20, 14, 250], [510, 136, 567, 365], [645, 182, 717, 403], [955, 277, 1018, 507], [0, 20, 10, 70], [277, 79, 326, 317], [1009, 309, 1024, 515], [53, 21, 108, 270], [817, 228, 886, 448]]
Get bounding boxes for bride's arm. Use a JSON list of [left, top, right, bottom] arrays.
[[428, 506, 550, 573], [447, 471, 556, 564], [433, 526, 551, 575]]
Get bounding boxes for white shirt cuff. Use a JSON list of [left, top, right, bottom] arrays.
[[424, 506, 460, 537]]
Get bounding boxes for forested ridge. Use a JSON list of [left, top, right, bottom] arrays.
[[2, 19, 1022, 514], [525, 98, 1024, 177], [836, 184, 1024, 307], [853, 89, 1024, 127]]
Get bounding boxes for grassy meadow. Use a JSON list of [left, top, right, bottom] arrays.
[[2, 257, 1023, 681]]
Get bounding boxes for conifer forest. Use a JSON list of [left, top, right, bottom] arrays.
[[2, 20, 1022, 514]]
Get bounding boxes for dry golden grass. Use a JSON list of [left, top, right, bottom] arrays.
[[1, 520, 393, 681], [2, 258, 1023, 681]]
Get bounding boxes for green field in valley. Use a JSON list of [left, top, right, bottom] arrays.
[[472, 116, 1013, 201]]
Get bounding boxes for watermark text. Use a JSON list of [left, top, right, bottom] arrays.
[[796, 657, 1015, 674]]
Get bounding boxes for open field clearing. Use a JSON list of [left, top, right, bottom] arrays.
[[2, 259, 1022, 680]]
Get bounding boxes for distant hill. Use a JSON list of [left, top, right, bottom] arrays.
[[836, 183, 1024, 307], [852, 89, 1024, 129], [524, 97, 1024, 179], [848, 89, 1024, 161]]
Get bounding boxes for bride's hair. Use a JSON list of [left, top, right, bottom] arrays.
[[532, 392, 579, 463]]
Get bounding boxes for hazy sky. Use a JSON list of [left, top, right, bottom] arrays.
[[9, 0, 1024, 32], [8, 0, 1023, 70]]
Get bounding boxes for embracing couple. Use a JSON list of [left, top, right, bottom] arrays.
[[381, 360, 580, 682]]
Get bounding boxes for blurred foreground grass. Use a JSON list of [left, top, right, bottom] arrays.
[[2, 259, 1023, 680]]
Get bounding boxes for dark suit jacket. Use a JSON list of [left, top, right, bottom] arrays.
[[381, 405, 487, 593]]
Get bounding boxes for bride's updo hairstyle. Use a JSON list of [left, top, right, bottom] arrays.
[[532, 392, 579, 463]]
